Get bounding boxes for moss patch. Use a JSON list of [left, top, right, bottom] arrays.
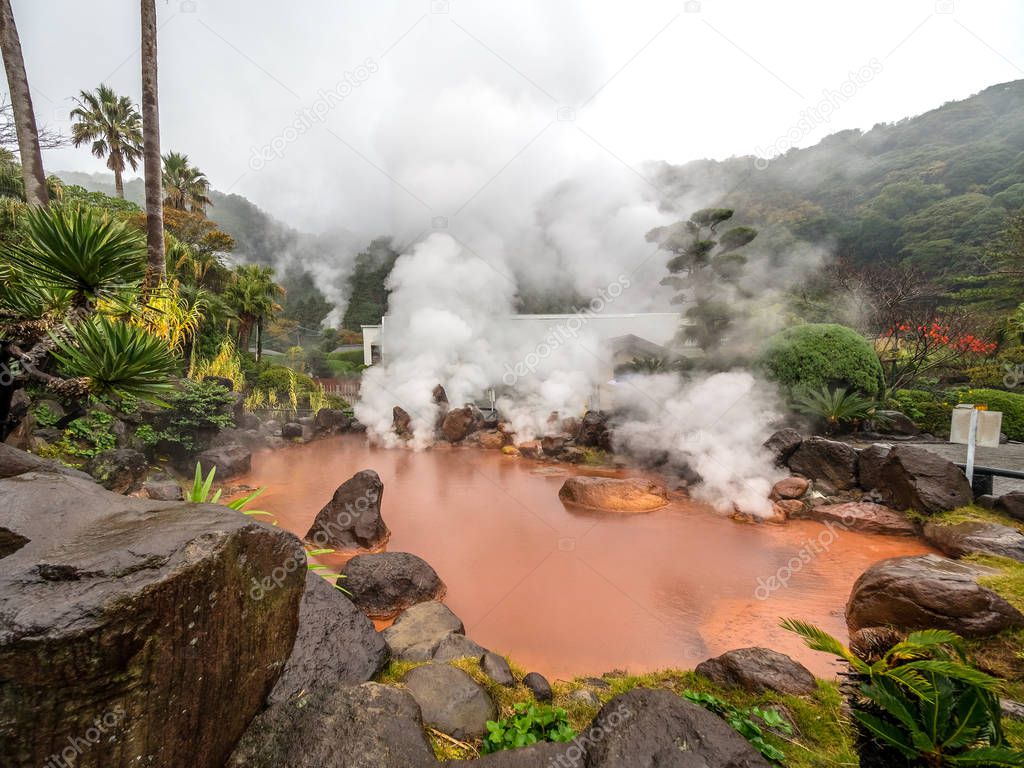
[[923, 504, 1024, 532]]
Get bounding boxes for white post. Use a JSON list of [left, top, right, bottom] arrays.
[[965, 407, 979, 485]]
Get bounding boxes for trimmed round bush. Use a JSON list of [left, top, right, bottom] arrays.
[[958, 388, 1024, 441], [759, 323, 884, 398]]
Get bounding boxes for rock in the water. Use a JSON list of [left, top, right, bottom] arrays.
[[523, 671, 553, 702], [787, 437, 859, 491], [857, 443, 892, 491], [558, 476, 669, 512], [478, 430, 506, 449], [873, 410, 920, 436], [481, 651, 515, 687], [0, 442, 92, 481], [791, 502, 917, 536], [582, 688, 772, 767], [997, 492, 1024, 521], [432, 632, 487, 662], [922, 521, 1024, 562], [695, 647, 816, 695], [403, 662, 496, 739], [228, 682, 436, 768], [382, 600, 464, 661], [874, 445, 972, 514], [305, 470, 390, 552], [282, 422, 303, 439], [542, 434, 569, 456], [196, 442, 252, 479], [773, 499, 805, 518], [342, 551, 445, 619], [85, 447, 148, 493], [576, 410, 612, 450], [269, 572, 388, 705], [0, 471, 304, 768], [846, 554, 1024, 637], [771, 476, 809, 500], [763, 428, 802, 466], [517, 439, 543, 459], [440, 405, 480, 443], [143, 478, 184, 501], [393, 406, 412, 438], [314, 408, 352, 434]]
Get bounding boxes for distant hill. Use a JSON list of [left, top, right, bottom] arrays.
[[652, 79, 1024, 283]]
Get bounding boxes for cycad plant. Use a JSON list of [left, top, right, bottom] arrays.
[[783, 619, 1024, 767], [793, 385, 886, 434]]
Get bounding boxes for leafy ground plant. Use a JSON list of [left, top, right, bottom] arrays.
[[783, 619, 1024, 766], [793, 385, 888, 434], [481, 702, 576, 754], [683, 690, 791, 764]]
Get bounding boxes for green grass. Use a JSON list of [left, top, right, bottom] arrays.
[[375, 659, 856, 766], [923, 504, 1024, 532]]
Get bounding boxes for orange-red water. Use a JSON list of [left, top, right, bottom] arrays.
[[238, 435, 933, 680]]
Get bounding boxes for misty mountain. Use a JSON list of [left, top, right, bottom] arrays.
[[652, 79, 1024, 283]]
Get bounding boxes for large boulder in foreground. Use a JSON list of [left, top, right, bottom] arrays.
[[228, 682, 436, 768], [196, 442, 252, 479], [874, 445, 972, 514], [381, 600, 464, 661], [786, 437, 858, 491], [558, 476, 669, 512], [403, 663, 497, 739], [695, 647, 817, 696], [922, 521, 1024, 563], [0, 471, 304, 768], [846, 554, 1024, 637], [268, 572, 389, 705], [581, 688, 772, 767], [305, 470, 389, 551], [0, 442, 91, 481], [342, 551, 445, 619]]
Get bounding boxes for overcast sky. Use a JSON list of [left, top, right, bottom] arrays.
[[10, 0, 1024, 238]]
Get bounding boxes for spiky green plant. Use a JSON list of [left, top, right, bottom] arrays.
[[792, 385, 887, 434], [782, 619, 1024, 766], [49, 315, 177, 402], [186, 462, 270, 514], [6, 206, 146, 308]]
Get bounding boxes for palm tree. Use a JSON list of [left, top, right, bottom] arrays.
[[141, 0, 165, 287], [162, 151, 212, 213], [69, 85, 143, 199], [0, 0, 48, 206], [225, 265, 283, 361]]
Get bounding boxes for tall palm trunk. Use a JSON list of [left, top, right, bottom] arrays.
[[141, 0, 165, 287], [0, 0, 47, 207], [113, 167, 124, 198], [256, 315, 263, 362]]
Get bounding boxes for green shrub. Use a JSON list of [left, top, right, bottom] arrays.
[[958, 388, 1024, 441], [759, 323, 884, 398], [256, 365, 315, 396], [58, 410, 116, 458], [482, 703, 575, 754], [328, 349, 364, 365], [890, 389, 954, 437], [145, 379, 235, 452], [683, 691, 791, 764], [966, 361, 1008, 388]]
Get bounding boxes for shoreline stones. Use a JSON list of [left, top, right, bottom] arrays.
[[558, 476, 669, 512], [342, 552, 445, 620], [695, 647, 816, 696], [403, 663, 497, 739], [381, 601, 464, 661], [922, 521, 1024, 562], [305, 469, 389, 552], [523, 671, 553, 702], [791, 501, 917, 537], [787, 437, 858, 492], [873, 445, 972, 514]]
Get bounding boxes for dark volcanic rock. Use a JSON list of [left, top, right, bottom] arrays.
[[282, 422, 303, 439], [404, 663, 496, 739], [440, 405, 480, 443], [874, 445, 972, 514], [342, 551, 444, 619], [305, 470, 389, 551], [922, 521, 1024, 562], [0, 471, 304, 768], [576, 410, 612, 450], [523, 671, 553, 702], [846, 554, 1024, 637], [0, 442, 92, 481], [432, 632, 487, 662], [791, 501, 917, 536], [314, 408, 352, 434], [228, 682, 436, 768], [393, 406, 412, 438], [873, 410, 919, 436], [786, 437, 859, 491], [269, 572, 389, 705], [381, 601, 464, 661], [143, 478, 184, 501], [695, 647, 816, 695], [857, 443, 892, 492], [85, 447, 148, 493], [481, 651, 515, 686], [196, 442, 252, 479], [541, 434, 569, 456], [582, 688, 772, 767], [763, 428, 802, 466], [997, 492, 1024, 521]]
